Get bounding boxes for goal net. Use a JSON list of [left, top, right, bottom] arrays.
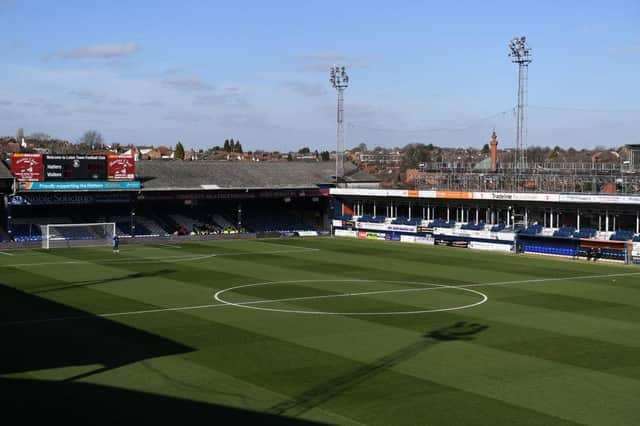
[[42, 222, 117, 249]]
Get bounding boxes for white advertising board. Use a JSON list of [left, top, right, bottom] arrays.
[[335, 229, 357, 238], [468, 241, 513, 252], [355, 222, 418, 233]]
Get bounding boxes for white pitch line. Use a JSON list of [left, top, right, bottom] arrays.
[[214, 280, 488, 315], [3, 270, 640, 326], [0, 283, 476, 326], [0, 247, 320, 268], [0, 251, 14, 256], [459, 271, 640, 289]]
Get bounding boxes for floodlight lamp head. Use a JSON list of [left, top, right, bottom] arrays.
[[329, 65, 349, 89]]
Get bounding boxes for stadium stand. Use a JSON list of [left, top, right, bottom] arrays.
[[428, 219, 456, 228], [553, 227, 577, 238], [610, 230, 636, 241], [518, 224, 543, 235], [391, 217, 422, 225], [461, 222, 486, 230], [357, 215, 386, 223], [11, 223, 42, 242], [490, 223, 506, 232], [574, 228, 598, 239]]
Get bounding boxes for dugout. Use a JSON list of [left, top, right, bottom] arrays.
[[517, 234, 632, 263]]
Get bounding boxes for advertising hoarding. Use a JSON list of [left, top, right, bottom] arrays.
[[11, 153, 44, 182]]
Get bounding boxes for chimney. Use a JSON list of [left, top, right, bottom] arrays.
[[490, 131, 498, 173]]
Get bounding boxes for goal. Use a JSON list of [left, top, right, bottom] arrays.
[[41, 222, 117, 249]]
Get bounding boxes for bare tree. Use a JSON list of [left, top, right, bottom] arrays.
[[29, 132, 51, 141], [78, 130, 105, 150]]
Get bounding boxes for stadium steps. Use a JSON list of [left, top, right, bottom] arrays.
[[170, 214, 202, 233], [136, 217, 168, 236], [149, 213, 177, 234], [212, 214, 234, 229]]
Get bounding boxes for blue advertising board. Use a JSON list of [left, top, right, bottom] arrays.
[[19, 181, 141, 191]]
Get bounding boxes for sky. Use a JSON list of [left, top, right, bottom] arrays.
[[0, 0, 638, 152]]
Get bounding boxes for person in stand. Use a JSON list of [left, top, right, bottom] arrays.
[[113, 234, 120, 253]]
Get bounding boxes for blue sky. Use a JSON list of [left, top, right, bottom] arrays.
[[0, 0, 638, 152]]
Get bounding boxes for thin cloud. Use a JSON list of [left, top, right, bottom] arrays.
[[48, 42, 142, 60], [0, 100, 12, 106], [216, 112, 271, 129], [162, 76, 213, 92], [296, 52, 370, 72], [282, 80, 327, 97], [193, 88, 247, 106], [75, 106, 126, 116], [14, 98, 72, 116], [68, 90, 106, 103], [110, 98, 133, 106], [164, 110, 211, 122], [139, 100, 164, 108]]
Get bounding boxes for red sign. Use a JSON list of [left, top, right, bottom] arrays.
[[11, 153, 43, 182], [107, 154, 135, 181]]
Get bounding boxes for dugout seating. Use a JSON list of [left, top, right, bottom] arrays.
[[524, 244, 577, 256]]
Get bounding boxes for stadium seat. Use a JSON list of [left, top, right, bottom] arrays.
[[610, 230, 635, 241], [553, 227, 576, 238]]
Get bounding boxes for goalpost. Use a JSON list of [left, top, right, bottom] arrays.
[[41, 222, 117, 249]]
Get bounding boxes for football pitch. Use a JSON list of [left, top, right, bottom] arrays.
[[2, 237, 640, 425]]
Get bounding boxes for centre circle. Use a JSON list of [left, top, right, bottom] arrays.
[[213, 279, 488, 316]]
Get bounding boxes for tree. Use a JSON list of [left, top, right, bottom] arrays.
[[320, 150, 331, 161], [400, 143, 435, 171], [30, 132, 51, 141], [223, 139, 230, 152], [174, 141, 185, 160], [298, 147, 310, 155], [354, 142, 368, 152], [287, 153, 293, 161], [229, 139, 235, 153], [481, 143, 490, 155], [79, 130, 104, 150], [234, 140, 243, 153]]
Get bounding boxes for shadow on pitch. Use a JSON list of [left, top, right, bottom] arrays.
[[0, 283, 192, 377], [29, 269, 177, 294], [270, 321, 488, 418], [0, 284, 322, 425], [0, 377, 321, 426]]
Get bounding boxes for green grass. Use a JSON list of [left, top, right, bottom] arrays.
[[2, 237, 640, 425]]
